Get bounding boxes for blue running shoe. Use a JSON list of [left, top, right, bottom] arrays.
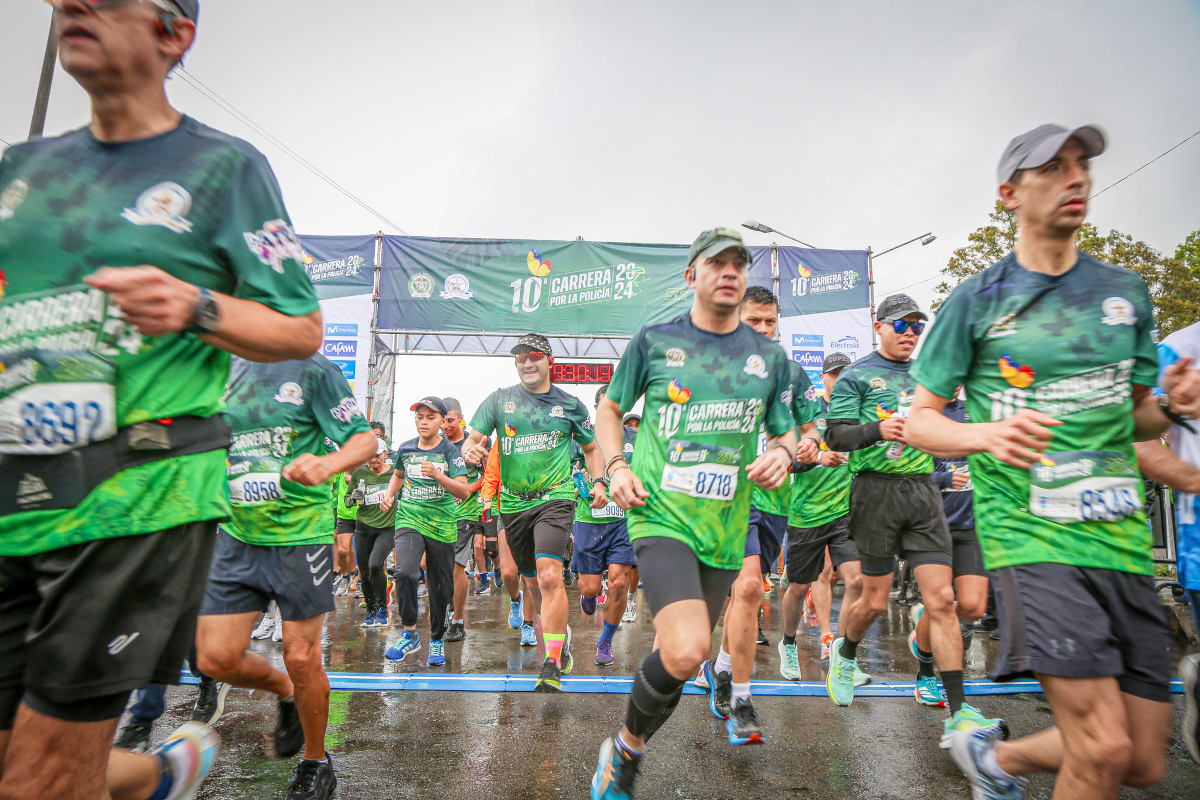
[[725, 697, 766, 745], [580, 595, 597, 616], [915, 675, 946, 707], [384, 630, 420, 661], [427, 640, 445, 667], [591, 736, 641, 800], [520, 622, 537, 646], [509, 592, 523, 629], [374, 607, 390, 627], [949, 725, 1027, 799]]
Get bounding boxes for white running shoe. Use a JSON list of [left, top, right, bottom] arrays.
[[155, 721, 220, 800], [271, 616, 283, 642], [622, 600, 637, 623], [251, 614, 274, 640]]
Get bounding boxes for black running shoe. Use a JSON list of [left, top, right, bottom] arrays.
[[285, 752, 337, 800], [976, 613, 999, 632], [444, 621, 465, 642], [756, 627, 769, 646], [725, 697, 766, 745], [274, 698, 305, 758], [191, 678, 231, 726], [113, 718, 153, 753], [712, 669, 733, 718], [961, 623, 975, 651], [534, 658, 563, 693]]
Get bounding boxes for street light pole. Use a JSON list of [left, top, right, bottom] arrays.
[[29, 16, 57, 140], [865, 232, 936, 349], [742, 219, 818, 249]]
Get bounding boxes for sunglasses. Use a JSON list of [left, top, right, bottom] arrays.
[[514, 351, 547, 365], [889, 320, 925, 335]]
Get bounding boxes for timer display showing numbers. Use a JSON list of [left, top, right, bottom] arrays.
[[550, 362, 613, 384]]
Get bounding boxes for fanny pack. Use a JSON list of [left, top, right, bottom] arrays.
[[500, 480, 569, 502], [0, 415, 232, 515]]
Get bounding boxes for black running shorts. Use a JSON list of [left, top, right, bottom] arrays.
[[500, 499, 574, 577], [335, 518, 356, 536], [786, 515, 859, 584], [847, 471, 952, 576], [951, 528, 986, 579], [991, 562, 1172, 702], [0, 522, 217, 721], [745, 507, 788, 576], [200, 528, 336, 622], [633, 536, 738, 629]]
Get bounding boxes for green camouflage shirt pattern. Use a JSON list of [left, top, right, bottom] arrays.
[[912, 251, 1159, 574], [469, 384, 594, 514], [789, 400, 852, 529], [828, 352, 933, 475], [571, 425, 638, 524], [0, 116, 319, 556], [222, 356, 370, 546], [752, 360, 822, 517], [607, 314, 796, 570], [444, 433, 482, 523], [393, 437, 468, 542]]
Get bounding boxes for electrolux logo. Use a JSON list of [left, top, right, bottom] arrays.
[[792, 350, 824, 369], [322, 340, 357, 358], [792, 334, 823, 347], [324, 323, 358, 337]]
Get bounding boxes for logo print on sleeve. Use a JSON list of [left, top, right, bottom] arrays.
[[121, 182, 193, 233], [330, 398, 363, 423], [667, 379, 692, 404], [244, 219, 304, 273], [999, 354, 1036, 388]]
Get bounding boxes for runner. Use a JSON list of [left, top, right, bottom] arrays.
[[479, 437, 529, 633], [905, 385, 989, 708], [443, 397, 485, 642], [194, 355, 375, 799], [346, 442, 398, 627], [590, 227, 798, 799], [907, 124, 1200, 798], [571, 384, 639, 667], [778, 353, 868, 684], [823, 293, 1002, 739], [332, 459, 359, 596], [0, 2, 324, 798], [379, 397, 469, 665], [464, 334, 607, 691], [694, 285, 820, 745]]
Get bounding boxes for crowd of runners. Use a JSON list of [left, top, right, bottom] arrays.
[[2, 3, 1200, 800]]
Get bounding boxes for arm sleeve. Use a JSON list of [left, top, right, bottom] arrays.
[[825, 418, 883, 451], [312, 360, 371, 445], [469, 392, 498, 438], [607, 328, 650, 413], [910, 287, 976, 399], [1156, 341, 1181, 395], [211, 151, 320, 316]]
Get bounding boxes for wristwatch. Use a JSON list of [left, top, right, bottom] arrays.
[[1159, 394, 1197, 432], [592, 477, 611, 490], [186, 286, 220, 334]]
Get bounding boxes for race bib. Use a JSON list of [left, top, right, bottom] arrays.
[[1029, 450, 1140, 523], [590, 501, 625, 519], [365, 485, 389, 506], [228, 457, 285, 505], [405, 460, 444, 480], [660, 439, 741, 502]]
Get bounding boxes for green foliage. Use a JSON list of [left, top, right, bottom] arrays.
[[933, 205, 1200, 336]]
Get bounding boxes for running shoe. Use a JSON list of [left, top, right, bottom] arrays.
[[708, 664, 732, 719], [355, 585, 363, 599], [444, 621, 465, 642], [359, 600, 367, 608], [359, 609, 373, 627], [508, 592, 523, 629], [826, 637, 855, 706], [756, 627, 769, 646], [803, 589, 817, 628], [373, 607, 390, 627], [595, 640, 614, 666], [853, 666, 872, 687], [561, 625, 574, 675], [252, 614, 275, 640], [763, 575, 773, 593], [384, 631, 421, 661], [819, 631, 835, 662], [778, 640, 801, 681], [520, 622, 537, 647], [272, 617, 284, 642], [274, 699, 304, 758], [909, 601, 925, 629], [941, 705, 1007, 749], [597, 579, 608, 605], [949, 725, 1027, 800], [580, 595, 597, 616], [154, 721, 220, 800], [694, 660, 711, 690], [190, 679, 231, 726], [114, 718, 153, 753], [726, 697, 766, 745], [388, 580, 396, 606], [534, 658, 563, 693], [962, 622, 975, 651], [417, 582, 428, 598], [914, 675, 946, 708], [1182, 653, 1200, 764], [335, 576, 348, 597], [427, 640, 445, 667], [476, 573, 491, 595], [622, 599, 636, 623], [591, 736, 640, 800], [285, 752, 337, 800]]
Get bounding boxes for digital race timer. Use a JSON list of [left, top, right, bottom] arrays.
[[550, 362, 613, 384]]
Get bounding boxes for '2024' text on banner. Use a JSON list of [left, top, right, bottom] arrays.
[[299, 235, 374, 411], [776, 248, 872, 385]]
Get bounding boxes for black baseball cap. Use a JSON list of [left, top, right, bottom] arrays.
[[161, 0, 199, 22], [511, 333, 553, 356], [997, 124, 1105, 185], [822, 353, 852, 373], [411, 396, 448, 415], [876, 293, 928, 322]]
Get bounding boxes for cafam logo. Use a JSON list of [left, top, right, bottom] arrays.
[[409, 273, 434, 298], [440, 273, 473, 300]]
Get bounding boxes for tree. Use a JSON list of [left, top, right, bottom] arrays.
[[933, 206, 1200, 336]]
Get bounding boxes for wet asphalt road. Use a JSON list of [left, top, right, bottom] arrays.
[[131, 577, 1200, 799]]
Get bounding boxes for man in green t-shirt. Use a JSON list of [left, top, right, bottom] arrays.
[[194, 356, 374, 795], [589, 228, 797, 800], [380, 397, 469, 666], [0, 3, 323, 798], [908, 124, 1200, 799], [443, 397, 486, 642], [464, 333, 606, 692]]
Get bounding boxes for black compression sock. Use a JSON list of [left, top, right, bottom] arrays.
[[783, 633, 796, 646], [941, 670, 965, 714], [839, 637, 859, 660], [625, 651, 687, 741], [916, 647, 936, 679]]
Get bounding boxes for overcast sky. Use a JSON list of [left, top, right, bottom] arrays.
[[4, 1, 1199, 441]]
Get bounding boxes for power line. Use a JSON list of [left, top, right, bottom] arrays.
[[0, 136, 13, 148], [880, 272, 943, 296], [174, 68, 408, 235], [1091, 127, 1200, 199]]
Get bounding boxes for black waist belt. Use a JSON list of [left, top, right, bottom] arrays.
[[0, 414, 232, 515], [500, 480, 569, 502]]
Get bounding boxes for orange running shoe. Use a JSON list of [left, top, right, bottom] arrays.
[[803, 590, 818, 628], [820, 631, 836, 661], [763, 576, 773, 593]]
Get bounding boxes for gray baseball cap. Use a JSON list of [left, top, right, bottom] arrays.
[[876, 293, 927, 322], [822, 353, 852, 373], [997, 124, 1105, 185], [159, 0, 199, 22]]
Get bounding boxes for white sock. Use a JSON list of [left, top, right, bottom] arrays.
[[980, 743, 1017, 781], [731, 681, 751, 705], [628, 592, 635, 601], [714, 648, 733, 676], [452, 619, 463, 625]]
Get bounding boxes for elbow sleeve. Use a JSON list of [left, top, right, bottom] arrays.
[[825, 419, 883, 452]]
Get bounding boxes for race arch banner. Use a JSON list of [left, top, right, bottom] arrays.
[[776, 247, 872, 385]]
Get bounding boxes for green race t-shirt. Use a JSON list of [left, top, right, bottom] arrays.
[[789, 399, 852, 529], [572, 425, 638, 523], [347, 463, 396, 529], [333, 472, 357, 522], [469, 384, 595, 514], [0, 116, 319, 556], [752, 360, 822, 517], [222, 355, 370, 546], [444, 433, 482, 523], [392, 436, 468, 543], [607, 314, 796, 570], [911, 251, 1159, 575], [828, 351, 933, 475]]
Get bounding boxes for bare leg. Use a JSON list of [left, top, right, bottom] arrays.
[[196, 612, 294, 698], [812, 550, 835, 635], [281, 615, 330, 761], [334, 533, 354, 578], [497, 529, 521, 602], [954, 574, 989, 624], [0, 705, 118, 800], [833, 561, 863, 634], [603, 564, 631, 626], [523, 576, 540, 624], [911, 564, 961, 672], [841, 572, 892, 642], [781, 582, 810, 638], [723, 555, 764, 684], [535, 557, 567, 636]]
